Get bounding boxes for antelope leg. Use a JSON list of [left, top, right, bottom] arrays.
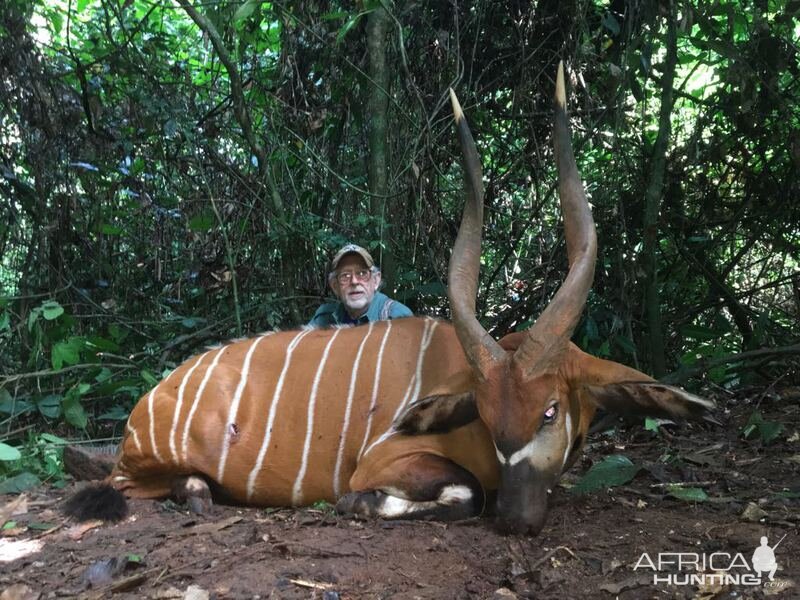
[[337, 453, 485, 521]]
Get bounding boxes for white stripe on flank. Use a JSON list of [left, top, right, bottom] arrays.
[[181, 346, 226, 462], [357, 320, 393, 460], [332, 322, 375, 497], [246, 329, 313, 501], [292, 328, 343, 505], [147, 368, 180, 463], [168, 352, 208, 464], [126, 423, 142, 453], [363, 318, 438, 457], [217, 334, 272, 482]]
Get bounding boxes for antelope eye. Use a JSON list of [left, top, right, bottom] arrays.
[[543, 404, 558, 424]]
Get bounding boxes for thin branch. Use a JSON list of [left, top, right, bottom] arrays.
[[662, 344, 800, 384]]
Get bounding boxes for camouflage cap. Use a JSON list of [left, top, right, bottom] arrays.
[[330, 244, 375, 270]]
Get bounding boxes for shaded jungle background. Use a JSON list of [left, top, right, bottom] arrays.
[[0, 0, 798, 484]]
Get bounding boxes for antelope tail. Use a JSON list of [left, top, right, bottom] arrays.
[[63, 483, 129, 523]]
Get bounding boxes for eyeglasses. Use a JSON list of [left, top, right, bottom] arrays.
[[335, 269, 372, 285]]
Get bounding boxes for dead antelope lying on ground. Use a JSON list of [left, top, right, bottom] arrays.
[[66, 64, 712, 535]]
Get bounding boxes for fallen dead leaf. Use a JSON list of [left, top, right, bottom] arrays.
[[183, 584, 210, 599], [289, 579, 334, 591], [150, 586, 183, 599], [179, 516, 242, 536], [1, 527, 26, 538], [0, 584, 40, 600], [66, 519, 104, 541], [741, 502, 768, 522], [0, 495, 28, 527]]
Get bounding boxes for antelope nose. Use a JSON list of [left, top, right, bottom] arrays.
[[495, 463, 550, 536], [495, 513, 547, 537]]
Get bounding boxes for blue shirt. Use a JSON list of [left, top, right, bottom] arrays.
[[308, 292, 412, 327]]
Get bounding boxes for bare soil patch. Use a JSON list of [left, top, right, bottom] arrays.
[[1, 387, 798, 599]]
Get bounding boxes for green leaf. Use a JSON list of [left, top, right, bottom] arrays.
[[0, 389, 34, 416], [0, 472, 40, 494], [126, 553, 143, 563], [76, 0, 91, 13], [644, 417, 660, 432], [98, 405, 130, 420], [41, 300, 64, 320], [0, 442, 22, 461], [49, 10, 63, 35], [667, 486, 709, 502], [100, 223, 123, 235], [87, 336, 120, 352], [62, 393, 88, 429], [0, 310, 9, 331], [336, 12, 366, 44], [571, 455, 639, 495], [602, 12, 620, 36], [37, 394, 63, 419], [52, 338, 82, 370], [189, 213, 214, 232], [758, 421, 784, 444], [233, 0, 259, 21], [39, 433, 68, 445], [27, 522, 56, 531], [141, 370, 159, 387], [741, 411, 784, 445]]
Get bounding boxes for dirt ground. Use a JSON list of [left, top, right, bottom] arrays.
[[1, 385, 798, 600]]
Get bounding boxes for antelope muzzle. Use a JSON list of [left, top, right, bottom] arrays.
[[494, 462, 552, 536]]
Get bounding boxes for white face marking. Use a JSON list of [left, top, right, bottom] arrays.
[[495, 405, 572, 470], [292, 328, 343, 506], [561, 411, 573, 469], [507, 436, 549, 467], [495, 445, 507, 465]]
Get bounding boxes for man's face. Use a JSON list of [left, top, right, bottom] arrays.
[[330, 254, 381, 318]]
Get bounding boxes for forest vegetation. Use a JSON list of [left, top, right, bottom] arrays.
[[0, 0, 798, 483]]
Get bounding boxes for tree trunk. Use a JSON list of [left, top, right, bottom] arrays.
[[365, 6, 394, 282], [641, 5, 678, 377]]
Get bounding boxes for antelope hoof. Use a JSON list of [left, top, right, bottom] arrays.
[[173, 475, 213, 515], [335, 491, 380, 518]]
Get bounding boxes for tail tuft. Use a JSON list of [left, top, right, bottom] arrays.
[[63, 483, 129, 523]]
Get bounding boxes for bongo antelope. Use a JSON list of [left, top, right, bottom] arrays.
[[65, 64, 712, 535]]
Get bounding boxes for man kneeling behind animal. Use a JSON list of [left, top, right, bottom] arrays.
[[63, 65, 713, 535]]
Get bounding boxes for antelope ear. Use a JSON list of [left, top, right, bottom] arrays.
[[394, 391, 478, 435], [584, 381, 714, 420]]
